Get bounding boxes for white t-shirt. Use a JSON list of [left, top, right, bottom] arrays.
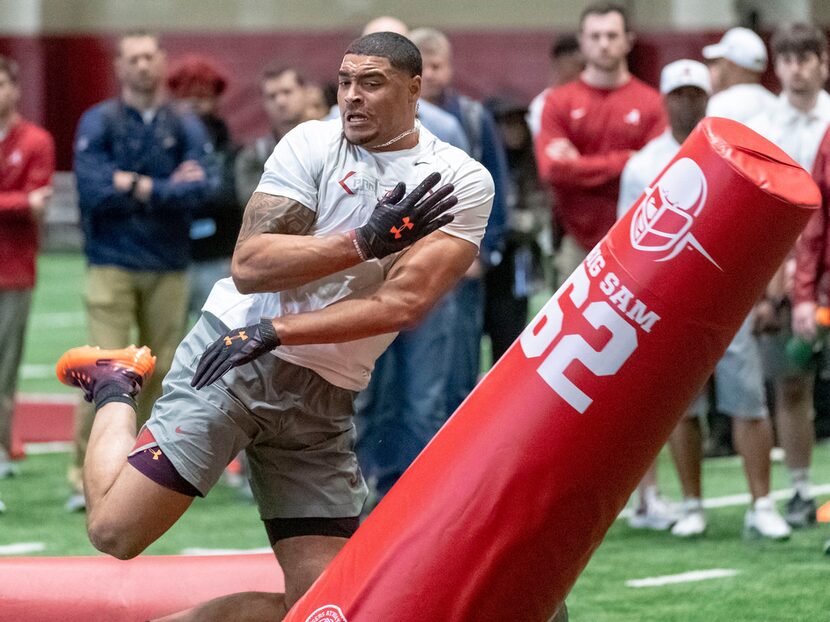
[[616, 130, 680, 219], [706, 83, 777, 125], [747, 90, 830, 172], [203, 119, 494, 390], [526, 87, 551, 138]]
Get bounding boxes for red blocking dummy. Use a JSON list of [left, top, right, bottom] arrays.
[[284, 118, 820, 622]]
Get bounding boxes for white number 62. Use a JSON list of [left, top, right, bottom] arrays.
[[520, 265, 637, 413]]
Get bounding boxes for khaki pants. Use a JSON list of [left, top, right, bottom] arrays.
[[553, 234, 589, 288], [70, 266, 189, 490], [0, 289, 32, 457]]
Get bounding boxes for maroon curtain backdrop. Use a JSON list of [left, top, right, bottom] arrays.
[[0, 30, 777, 170]]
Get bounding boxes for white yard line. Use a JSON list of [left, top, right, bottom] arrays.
[[617, 483, 830, 519], [24, 441, 74, 455], [180, 547, 273, 556], [20, 364, 60, 380], [29, 311, 85, 328], [626, 568, 739, 588], [17, 393, 78, 404], [0, 542, 46, 556]]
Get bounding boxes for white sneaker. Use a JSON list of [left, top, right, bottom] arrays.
[[628, 491, 680, 530], [64, 493, 86, 513], [0, 496, 5, 513], [0, 460, 17, 479], [671, 499, 706, 537], [744, 496, 791, 540]]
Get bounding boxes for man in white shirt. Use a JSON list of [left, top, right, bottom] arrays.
[[703, 27, 777, 124], [749, 23, 830, 529], [700, 26, 776, 468], [618, 60, 791, 541], [56, 32, 494, 621]]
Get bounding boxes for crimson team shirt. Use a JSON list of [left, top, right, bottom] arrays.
[[535, 77, 666, 250], [794, 126, 830, 306], [0, 116, 56, 290]]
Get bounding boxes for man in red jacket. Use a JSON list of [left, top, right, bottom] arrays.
[[535, 2, 666, 285], [0, 55, 56, 503]]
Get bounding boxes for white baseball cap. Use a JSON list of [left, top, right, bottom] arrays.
[[702, 27, 768, 72], [660, 59, 712, 95]]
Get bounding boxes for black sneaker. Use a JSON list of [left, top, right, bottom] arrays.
[[784, 492, 817, 528]]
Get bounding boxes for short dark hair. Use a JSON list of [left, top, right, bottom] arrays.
[[260, 65, 306, 87], [117, 29, 162, 56], [550, 34, 580, 60], [771, 23, 828, 60], [579, 2, 630, 33], [344, 32, 422, 77], [0, 55, 20, 84]]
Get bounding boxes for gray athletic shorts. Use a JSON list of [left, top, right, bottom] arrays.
[[687, 313, 768, 420], [758, 303, 816, 381], [145, 312, 367, 520]]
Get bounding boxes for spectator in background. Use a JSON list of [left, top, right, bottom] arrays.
[[703, 27, 777, 123], [357, 17, 470, 153], [799, 126, 830, 554], [485, 96, 548, 362], [167, 54, 243, 317], [0, 55, 55, 511], [235, 66, 308, 205], [527, 34, 585, 137], [70, 30, 216, 512], [618, 59, 790, 540], [700, 27, 777, 458], [535, 2, 666, 288], [303, 82, 330, 121], [750, 23, 830, 529], [410, 26, 509, 413], [353, 17, 471, 511]]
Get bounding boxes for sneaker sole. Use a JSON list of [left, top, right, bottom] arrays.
[[743, 526, 790, 541], [56, 345, 156, 387], [784, 511, 817, 529], [628, 517, 675, 531], [671, 529, 706, 538]]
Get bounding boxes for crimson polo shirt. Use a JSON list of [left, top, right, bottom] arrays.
[[0, 116, 55, 290], [535, 77, 666, 250]]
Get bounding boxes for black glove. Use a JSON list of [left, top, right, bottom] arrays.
[[191, 319, 280, 389], [353, 171, 458, 260]]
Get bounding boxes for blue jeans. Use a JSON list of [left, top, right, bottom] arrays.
[[355, 291, 458, 499], [445, 276, 484, 414]]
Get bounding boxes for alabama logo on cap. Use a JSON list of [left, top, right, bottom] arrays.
[[630, 157, 722, 270], [305, 604, 348, 622]]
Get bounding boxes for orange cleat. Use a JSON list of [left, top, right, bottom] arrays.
[[56, 345, 156, 403]]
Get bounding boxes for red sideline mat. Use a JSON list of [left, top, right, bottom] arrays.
[[0, 554, 283, 621], [284, 118, 820, 621], [9, 396, 77, 459]]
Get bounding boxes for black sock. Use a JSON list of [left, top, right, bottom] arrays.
[[93, 383, 137, 412]]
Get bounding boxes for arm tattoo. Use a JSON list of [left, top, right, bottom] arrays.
[[236, 192, 316, 249]]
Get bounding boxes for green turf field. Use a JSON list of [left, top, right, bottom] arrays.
[[6, 253, 830, 620], [19, 252, 87, 395]]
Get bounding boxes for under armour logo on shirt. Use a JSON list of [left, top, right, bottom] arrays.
[[624, 109, 641, 125]]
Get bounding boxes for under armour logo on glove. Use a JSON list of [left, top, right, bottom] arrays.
[[223, 331, 248, 346], [390, 217, 414, 239], [191, 319, 280, 389], [351, 171, 457, 260]]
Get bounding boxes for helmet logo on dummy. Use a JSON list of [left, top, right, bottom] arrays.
[[630, 157, 722, 271], [305, 605, 348, 622]]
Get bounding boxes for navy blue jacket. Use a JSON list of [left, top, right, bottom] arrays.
[[73, 99, 217, 271], [439, 91, 508, 265]]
